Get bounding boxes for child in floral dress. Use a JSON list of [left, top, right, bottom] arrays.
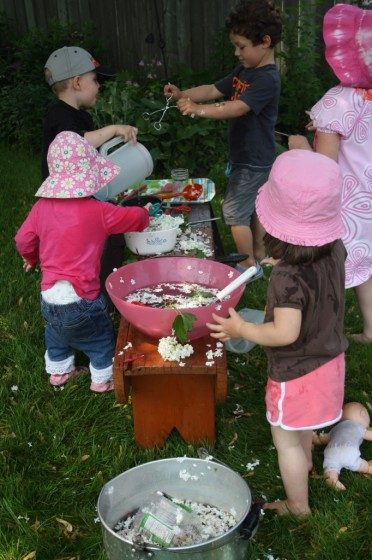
[[289, 3, 372, 343]]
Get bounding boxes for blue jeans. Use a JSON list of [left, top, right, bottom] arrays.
[[40, 293, 115, 370]]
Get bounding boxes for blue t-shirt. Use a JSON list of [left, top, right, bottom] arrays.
[[215, 64, 280, 169]]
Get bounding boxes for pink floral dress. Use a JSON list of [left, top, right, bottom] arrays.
[[311, 85, 372, 288]]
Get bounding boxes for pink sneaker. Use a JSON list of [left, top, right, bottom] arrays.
[[90, 380, 114, 393], [49, 367, 88, 387]]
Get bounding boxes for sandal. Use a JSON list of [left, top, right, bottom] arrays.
[[90, 380, 114, 393], [49, 366, 89, 387]]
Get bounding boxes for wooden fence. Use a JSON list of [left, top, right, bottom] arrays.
[[0, 0, 346, 77]]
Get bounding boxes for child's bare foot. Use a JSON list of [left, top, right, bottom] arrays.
[[264, 500, 311, 517], [349, 333, 372, 344], [324, 473, 345, 491], [358, 459, 372, 475]]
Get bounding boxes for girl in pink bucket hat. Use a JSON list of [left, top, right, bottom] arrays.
[[289, 3, 372, 344], [208, 149, 348, 516], [15, 131, 150, 393]]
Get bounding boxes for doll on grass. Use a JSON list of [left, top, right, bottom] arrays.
[[313, 402, 372, 491]]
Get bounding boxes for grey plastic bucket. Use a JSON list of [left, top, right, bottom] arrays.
[[97, 457, 260, 559], [225, 308, 265, 354], [95, 137, 153, 201]]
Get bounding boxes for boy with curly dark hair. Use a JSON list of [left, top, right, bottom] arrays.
[[165, 0, 282, 282]]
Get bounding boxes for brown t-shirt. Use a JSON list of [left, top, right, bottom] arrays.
[[264, 240, 348, 382]]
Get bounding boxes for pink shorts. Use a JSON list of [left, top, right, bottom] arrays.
[[265, 353, 345, 431]]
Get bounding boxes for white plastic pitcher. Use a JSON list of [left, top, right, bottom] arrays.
[[95, 137, 154, 201]]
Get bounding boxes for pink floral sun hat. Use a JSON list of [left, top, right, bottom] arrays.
[[323, 3, 372, 89], [35, 131, 120, 198], [255, 150, 344, 247]]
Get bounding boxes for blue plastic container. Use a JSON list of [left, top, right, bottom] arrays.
[[225, 308, 265, 354]]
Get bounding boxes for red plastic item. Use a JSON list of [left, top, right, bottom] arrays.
[[157, 183, 203, 201]]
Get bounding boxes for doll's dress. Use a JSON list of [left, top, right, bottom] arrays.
[[323, 419, 366, 473], [311, 85, 372, 289]]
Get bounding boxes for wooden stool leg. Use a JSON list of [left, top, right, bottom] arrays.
[[131, 375, 215, 448], [174, 375, 215, 444], [131, 376, 174, 448]]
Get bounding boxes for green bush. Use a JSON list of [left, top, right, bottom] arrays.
[[0, 3, 343, 164], [92, 75, 228, 177], [0, 16, 104, 148], [277, 1, 337, 133]]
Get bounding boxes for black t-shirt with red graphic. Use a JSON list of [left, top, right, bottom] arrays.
[[215, 64, 280, 169]]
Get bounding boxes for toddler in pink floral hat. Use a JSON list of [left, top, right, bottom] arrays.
[[15, 131, 150, 393]]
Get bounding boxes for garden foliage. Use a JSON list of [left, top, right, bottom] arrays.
[[0, 2, 341, 173]]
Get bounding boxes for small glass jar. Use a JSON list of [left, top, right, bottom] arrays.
[[171, 168, 189, 193]]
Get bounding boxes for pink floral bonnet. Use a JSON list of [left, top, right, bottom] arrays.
[[35, 131, 120, 198], [323, 3, 372, 89]]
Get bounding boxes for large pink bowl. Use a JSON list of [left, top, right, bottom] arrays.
[[105, 257, 245, 340]]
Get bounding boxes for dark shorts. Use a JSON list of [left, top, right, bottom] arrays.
[[222, 166, 270, 226]]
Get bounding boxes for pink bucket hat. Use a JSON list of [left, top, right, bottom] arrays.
[[255, 150, 344, 247], [35, 131, 120, 198], [323, 3, 372, 89]]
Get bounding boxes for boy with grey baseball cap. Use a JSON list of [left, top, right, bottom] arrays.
[[45, 46, 115, 85]]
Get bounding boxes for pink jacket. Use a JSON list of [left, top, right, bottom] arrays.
[[15, 198, 149, 299]]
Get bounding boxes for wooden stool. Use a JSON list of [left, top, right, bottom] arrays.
[[113, 318, 227, 448]]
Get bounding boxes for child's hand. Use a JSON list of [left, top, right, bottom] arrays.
[[305, 110, 316, 131], [261, 257, 280, 267], [164, 83, 181, 100], [206, 308, 245, 341], [288, 134, 312, 151], [114, 125, 138, 143], [177, 98, 197, 117], [22, 257, 34, 272]]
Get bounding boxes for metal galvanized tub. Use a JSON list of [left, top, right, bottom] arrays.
[[97, 457, 260, 560]]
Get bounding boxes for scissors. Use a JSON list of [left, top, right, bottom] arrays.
[[148, 202, 163, 217], [142, 95, 178, 130]]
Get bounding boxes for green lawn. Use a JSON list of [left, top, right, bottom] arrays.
[[0, 142, 371, 560]]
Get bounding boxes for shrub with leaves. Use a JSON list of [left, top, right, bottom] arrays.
[[92, 76, 228, 177], [277, 0, 337, 133], [0, 17, 104, 149]]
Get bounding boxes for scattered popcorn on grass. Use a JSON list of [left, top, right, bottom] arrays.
[[11, 385, 18, 392], [246, 460, 260, 471]]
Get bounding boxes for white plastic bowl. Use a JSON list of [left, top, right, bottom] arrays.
[[124, 227, 178, 255]]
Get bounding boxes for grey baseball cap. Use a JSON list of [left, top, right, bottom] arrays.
[[45, 46, 115, 85]]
